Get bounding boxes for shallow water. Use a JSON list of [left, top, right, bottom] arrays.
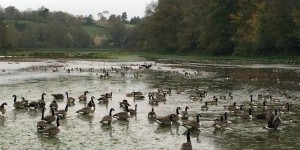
[[0, 59, 299, 150]]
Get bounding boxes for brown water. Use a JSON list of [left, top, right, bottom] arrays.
[[0, 59, 299, 150]]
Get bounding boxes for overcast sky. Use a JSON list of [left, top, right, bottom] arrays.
[[0, 0, 156, 19]]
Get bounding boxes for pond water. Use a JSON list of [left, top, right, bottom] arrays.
[[0, 59, 299, 150]]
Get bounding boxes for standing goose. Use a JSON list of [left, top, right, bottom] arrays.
[[119, 99, 130, 108], [49, 101, 58, 111], [36, 108, 47, 132], [38, 93, 47, 108], [182, 114, 201, 130], [79, 91, 89, 101], [180, 130, 192, 150], [43, 108, 56, 123], [42, 115, 60, 137], [265, 109, 281, 130], [55, 104, 70, 119], [156, 114, 175, 126], [113, 105, 130, 120], [76, 97, 95, 115], [52, 93, 64, 100], [181, 106, 189, 119], [13, 95, 24, 109], [0, 102, 8, 115], [100, 108, 115, 125], [168, 107, 181, 122], [148, 108, 156, 119], [66, 92, 75, 104]]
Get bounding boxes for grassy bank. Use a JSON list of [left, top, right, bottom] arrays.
[[0, 48, 299, 64]]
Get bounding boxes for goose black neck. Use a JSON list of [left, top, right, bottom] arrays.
[[66, 92, 69, 98], [152, 108, 154, 112], [197, 115, 200, 122], [221, 116, 224, 121], [187, 131, 191, 143], [56, 116, 60, 127], [65, 105, 69, 111], [126, 105, 129, 112], [42, 94, 45, 100], [135, 104, 137, 111], [250, 95, 253, 102], [224, 113, 228, 120], [51, 109, 55, 116], [249, 108, 252, 115], [185, 106, 188, 111], [275, 109, 278, 115], [287, 105, 290, 111], [13, 95, 17, 103], [109, 108, 113, 116], [176, 107, 180, 115], [41, 109, 45, 120]]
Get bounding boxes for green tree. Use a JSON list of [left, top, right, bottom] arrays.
[[86, 14, 94, 25], [4, 6, 19, 24]]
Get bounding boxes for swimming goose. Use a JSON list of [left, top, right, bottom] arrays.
[[0, 102, 8, 115], [133, 92, 145, 100], [42, 115, 60, 137], [100, 108, 115, 125], [43, 108, 56, 123], [127, 104, 137, 115], [52, 93, 64, 100], [28, 99, 38, 110], [265, 109, 281, 130], [182, 114, 201, 130], [206, 98, 218, 105], [156, 114, 175, 126], [180, 130, 192, 150], [223, 112, 232, 124], [201, 102, 208, 110], [181, 106, 189, 119], [49, 101, 58, 111], [66, 92, 75, 104], [233, 105, 244, 115], [167, 107, 181, 122], [79, 91, 89, 101], [76, 97, 95, 115], [279, 105, 291, 114], [37, 108, 47, 132], [13, 95, 24, 109], [55, 104, 69, 119], [237, 108, 253, 120], [213, 116, 225, 130], [269, 96, 280, 103], [101, 92, 112, 98], [149, 98, 159, 105], [148, 108, 156, 119], [113, 105, 130, 120], [226, 102, 237, 112], [119, 99, 130, 107], [38, 93, 46, 108]]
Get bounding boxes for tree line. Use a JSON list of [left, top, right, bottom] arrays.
[[124, 0, 300, 56]]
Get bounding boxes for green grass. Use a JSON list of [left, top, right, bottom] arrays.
[[81, 25, 109, 38], [0, 48, 299, 64]]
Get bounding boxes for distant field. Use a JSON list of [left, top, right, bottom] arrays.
[[81, 25, 109, 38]]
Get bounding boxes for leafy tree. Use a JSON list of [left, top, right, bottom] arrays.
[[121, 12, 128, 23], [86, 14, 94, 25], [129, 16, 141, 25], [4, 6, 20, 24]]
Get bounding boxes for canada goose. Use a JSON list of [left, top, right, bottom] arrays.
[[237, 108, 253, 120], [98, 94, 110, 103], [55, 104, 69, 119], [279, 105, 291, 114], [43, 108, 56, 123], [42, 115, 60, 137], [100, 108, 115, 125], [156, 114, 175, 126], [233, 105, 244, 115], [38, 93, 47, 108], [213, 116, 225, 130], [269, 96, 280, 103], [49, 101, 58, 111], [201, 102, 208, 110], [13, 95, 24, 109], [76, 97, 95, 115], [226, 102, 237, 112], [28, 99, 38, 110], [127, 104, 137, 115], [113, 105, 130, 120], [168, 107, 181, 122], [182, 114, 201, 130], [52, 93, 64, 100], [149, 98, 159, 105], [265, 109, 281, 130], [20, 97, 29, 106], [180, 130, 192, 150], [133, 93, 145, 100], [119, 99, 130, 107], [206, 98, 218, 105], [37, 108, 47, 132], [79, 91, 89, 101], [66, 92, 75, 104], [148, 108, 156, 119], [0, 102, 8, 115], [223, 112, 232, 124], [181, 106, 189, 120], [101, 92, 112, 98]]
